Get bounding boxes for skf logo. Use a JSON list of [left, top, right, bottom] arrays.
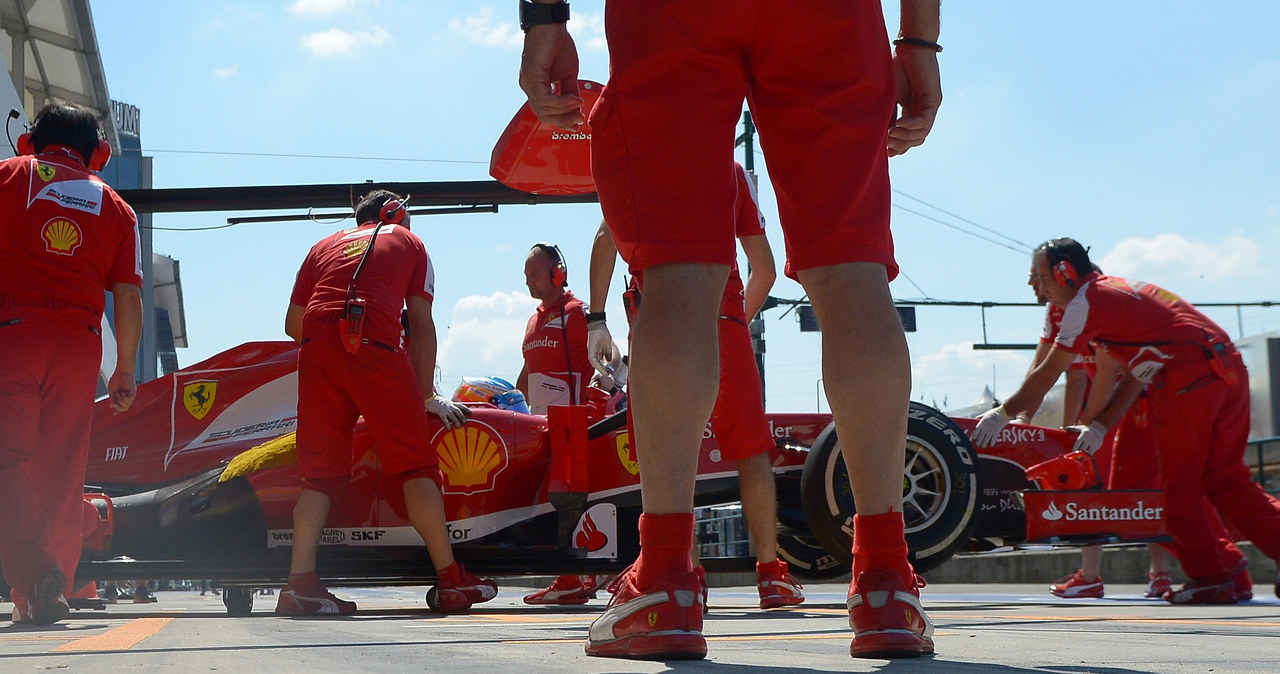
[[41, 218, 82, 255], [183, 380, 218, 420], [434, 422, 509, 495], [343, 240, 369, 257], [37, 164, 56, 182], [1041, 502, 1064, 521], [616, 432, 638, 475]]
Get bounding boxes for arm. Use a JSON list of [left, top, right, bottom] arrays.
[[1077, 350, 1121, 425], [108, 283, 143, 413], [972, 346, 1076, 446], [589, 220, 617, 313], [405, 296, 440, 400], [1015, 341, 1052, 422], [284, 302, 305, 342], [739, 234, 777, 321], [516, 362, 530, 397], [518, 2, 583, 130], [889, 0, 942, 156], [1061, 368, 1088, 426]]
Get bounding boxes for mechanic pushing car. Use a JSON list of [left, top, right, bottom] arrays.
[[0, 103, 142, 626], [520, 0, 941, 660], [585, 162, 805, 612], [515, 241, 612, 604], [280, 189, 497, 615], [971, 237, 1280, 604]]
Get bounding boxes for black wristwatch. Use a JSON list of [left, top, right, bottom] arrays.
[[520, 1, 570, 31], [586, 311, 606, 322]]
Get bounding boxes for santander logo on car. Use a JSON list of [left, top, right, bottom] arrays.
[[1040, 500, 1163, 522]]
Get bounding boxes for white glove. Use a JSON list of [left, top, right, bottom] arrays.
[[586, 317, 614, 375], [426, 394, 470, 429], [970, 405, 1012, 447], [1067, 421, 1108, 455]]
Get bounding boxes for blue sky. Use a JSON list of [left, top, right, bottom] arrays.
[[91, 1, 1280, 414]]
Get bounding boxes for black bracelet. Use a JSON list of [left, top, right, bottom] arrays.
[[586, 311, 606, 322], [520, 1, 570, 32], [893, 37, 943, 53]]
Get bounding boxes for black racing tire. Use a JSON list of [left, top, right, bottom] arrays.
[[775, 527, 849, 581], [799, 402, 979, 575], [223, 586, 254, 616], [424, 586, 440, 612]]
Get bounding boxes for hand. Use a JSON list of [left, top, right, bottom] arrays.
[[585, 318, 614, 374], [518, 23, 584, 129], [426, 394, 470, 429], [888, 44, 942, 157], [107, 370, 137, 414], [1067, 422, 1108, 455], [970, 406, 1011, 447]]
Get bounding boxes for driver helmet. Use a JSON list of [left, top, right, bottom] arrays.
[[451, 376, 530, 414]]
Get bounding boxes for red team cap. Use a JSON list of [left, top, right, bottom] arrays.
[[490, 79, 603, 195]]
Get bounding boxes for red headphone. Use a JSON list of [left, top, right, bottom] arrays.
[[17, 132, 111, 172], [532, 242, 567, 288], [1046, 243, 1079, 289], [379, 198, 408, 225]]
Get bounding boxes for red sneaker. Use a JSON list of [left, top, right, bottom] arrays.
[[585, 565, 706, 660], [434, 566, 498, 613], [30, 569, 70, 626], [757, 560, 804, 609], [1232, 559, 1253, 601], [523, 575, 589, 605], [579, 574, 612, 599], [1163, 577, 1237, 605], [1049, 570, 1104, 598], [847, 570, 934, 659], [1144, 571, 1172, 598], [275, 584, 357, 615], [693, 566, 709, 614]]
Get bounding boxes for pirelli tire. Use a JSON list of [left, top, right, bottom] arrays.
[[775, 526, 849, 581], [222, 586, 254, 616], [799, 402, 979, 575]]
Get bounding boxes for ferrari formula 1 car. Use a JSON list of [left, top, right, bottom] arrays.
[[43, 340, 1159, 615]]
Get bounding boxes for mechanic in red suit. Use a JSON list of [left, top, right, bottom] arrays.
[[972, 237, 1280, 604], [516, 243, 594, 416], [521, 0, 941, 659], [0, 103, 142, 625], [515, 241, 611, 604], [281, 189, 497, 615], [586, 163, 805, 612]]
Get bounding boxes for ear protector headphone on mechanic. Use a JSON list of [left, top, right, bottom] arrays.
[[378, 196, 409, 226], [531, 242, 567, 288], [15, 109, 111, 172], [1044, 238, 1091, 289]]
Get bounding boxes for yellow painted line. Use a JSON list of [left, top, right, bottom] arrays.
[[51, 618, 173, 652]]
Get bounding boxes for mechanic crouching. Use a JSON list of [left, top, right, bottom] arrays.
[[280, 189, 497, 615]]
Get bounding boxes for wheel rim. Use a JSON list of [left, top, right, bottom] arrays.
[[902, 435, 952, 535]]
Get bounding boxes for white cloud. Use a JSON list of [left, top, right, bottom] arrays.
[[911, 341, 1032, 412], [290, 0, 369, 19], [214, 64, 239, 79], [448, 7, 522, 48], [1097, 233, 1263, 281], [437, 291, 539, 388], [300, 26, 391, 57]]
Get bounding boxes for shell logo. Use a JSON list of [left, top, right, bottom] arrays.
[[343, 240, 369, 257], [42, 218, 82, 255], [434, 421, 509, 495]]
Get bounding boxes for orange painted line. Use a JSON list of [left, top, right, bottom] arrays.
[[507, 632, 961, 646], [50, 618, 173, 652]]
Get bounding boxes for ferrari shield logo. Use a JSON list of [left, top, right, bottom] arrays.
[[183, 381, 217, 420], [37, 164, 56, 181], [616, 432, 638, 476]]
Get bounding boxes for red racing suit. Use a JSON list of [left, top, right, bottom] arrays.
[[1053, 273, 1280, 579], [521, 289, 593, 415], [289, 222, 443, 491], [0, 148, 141, 605]]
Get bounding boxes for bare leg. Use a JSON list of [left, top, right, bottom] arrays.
[[1147, 543, 1168, 574], [629, 262, 729, 514], [288, 489, 332, 575], [797, 263, 909, 516], [403, 477, 457, 570], [736, 452, 779, 564], [1080, 544, 1103, 580]]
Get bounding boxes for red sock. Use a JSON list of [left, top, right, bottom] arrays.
[[756, 559, 783, 575], [851, 511, 914, 585], [437, 563, 463, 584], [633, 512, 694, 589], [287, 571, 323, 592]]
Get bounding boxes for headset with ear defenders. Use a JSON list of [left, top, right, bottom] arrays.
[[379, 197, 408, 225], [532, 242, 567, 288], [16, 131, 111, 172], [1047, 243, 1079, 289]]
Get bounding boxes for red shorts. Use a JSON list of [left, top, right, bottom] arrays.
[[296, 326, 441, 483], [1108, 392, 1159, 490], [591, 0, 897, 279], [708, 314, 773, 461]]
